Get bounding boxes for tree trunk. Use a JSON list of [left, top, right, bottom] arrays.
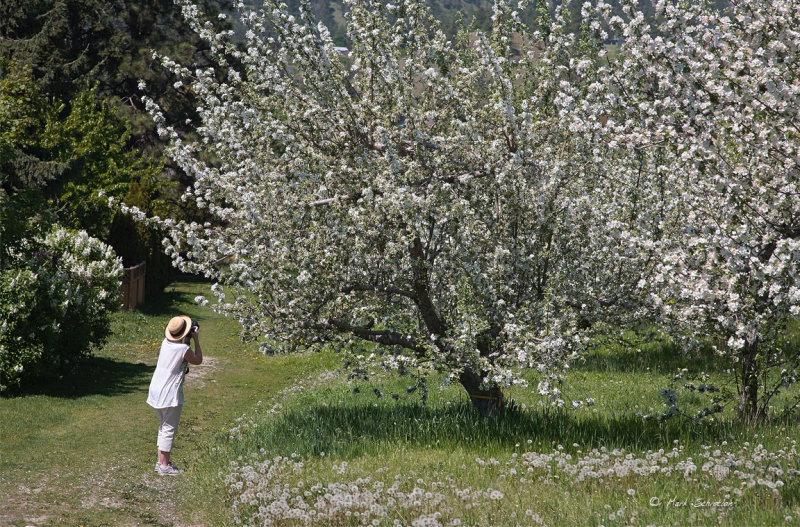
[[459, 367, 504, 416], [738, 343, 760, 423]]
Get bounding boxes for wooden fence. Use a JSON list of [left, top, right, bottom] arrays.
[[121, 261, 146, 310]]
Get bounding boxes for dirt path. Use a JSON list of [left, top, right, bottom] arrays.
[[0, 281, 329, 526], [0, 282, 286, 527], [186, 355, 220, 389], [0, 357, 224, 527]]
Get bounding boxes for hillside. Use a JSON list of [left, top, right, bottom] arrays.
[[232, 0, 730, 44]]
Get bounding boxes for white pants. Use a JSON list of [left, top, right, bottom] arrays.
[[155, 405, 183, 452]]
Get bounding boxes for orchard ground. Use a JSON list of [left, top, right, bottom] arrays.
[[2, 281, 800, 526]]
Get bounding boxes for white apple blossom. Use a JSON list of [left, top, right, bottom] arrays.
[[132, 0, 655, 413], [576, 0, 800, 420]]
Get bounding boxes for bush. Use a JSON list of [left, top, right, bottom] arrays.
[[0, 227, 123, 392]]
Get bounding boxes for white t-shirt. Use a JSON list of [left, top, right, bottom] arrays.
[[147, 339, 190, 408]]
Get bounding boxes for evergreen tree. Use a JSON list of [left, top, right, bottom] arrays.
[[1, 0, 232, 295]]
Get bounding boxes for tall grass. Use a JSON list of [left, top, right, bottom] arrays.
[[186, 332, 800, 526]]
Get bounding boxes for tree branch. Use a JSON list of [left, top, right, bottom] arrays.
[[410, 236, 448, 337], [342, 283, 417, 300], [310, 318, 428, 356]]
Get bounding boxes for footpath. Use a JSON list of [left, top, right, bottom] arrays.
[[0, 281, 295, 526]]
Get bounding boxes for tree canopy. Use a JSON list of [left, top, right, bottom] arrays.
[[133, 0, 664, 414], [572, 0, 800, 421], [0, 0, 236, 297], [130, 0, 800, 419]]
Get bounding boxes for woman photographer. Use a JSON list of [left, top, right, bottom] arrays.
[[147, 315, 203, 475]]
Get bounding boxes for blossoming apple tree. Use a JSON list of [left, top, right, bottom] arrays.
[[133, 0, 658, 413], [578, 0, 800, 421]]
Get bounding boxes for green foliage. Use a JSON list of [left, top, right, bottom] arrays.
[[1, 66, 137, 237], [0, 62, 41, 171], [1, 0, 233, 297], [0, 61, 66, 195], [0, 227, 123, 392], [108, 173, 177, 298], [0, 62, 176, 391], [0, 0, 232, 149], [0, 0, 124, 100], [0, 63, 176, 297], [42, 86, 162, 239], [0, 268, 40, 390], [0, 62, 63, 254]]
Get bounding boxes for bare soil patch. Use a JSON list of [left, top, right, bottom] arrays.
[[186, 355, 220, 389]]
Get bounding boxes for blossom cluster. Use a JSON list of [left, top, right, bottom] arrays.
[[135, 0, 660, 407], [560, 0, 800, 417], [0, 227, 123, 390]]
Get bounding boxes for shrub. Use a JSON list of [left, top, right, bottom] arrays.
[[0, 227, 123, 392]]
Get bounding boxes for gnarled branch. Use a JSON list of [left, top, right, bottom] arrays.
[[309, 318, 428, 357]]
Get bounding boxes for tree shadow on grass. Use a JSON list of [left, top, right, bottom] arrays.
[[243, 400, 732, 461], [132, 278, 214, 327], [134, 288, 196, 317], [574, 341, 722, 375], [7, 356, 152, 399]]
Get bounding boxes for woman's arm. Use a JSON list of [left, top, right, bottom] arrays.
[[184, 328, 203, 365]]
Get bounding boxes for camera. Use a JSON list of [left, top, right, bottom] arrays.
[[183, 320, 199, 343]]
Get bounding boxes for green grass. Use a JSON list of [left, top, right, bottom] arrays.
[[0, 279, 336, 526], [189, 331, 800, 526], [197, 380, 800, 526], [3, 283, 800, 526]]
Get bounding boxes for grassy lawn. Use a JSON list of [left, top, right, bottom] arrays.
[[0, 280, 335, 526], [3, 281, 800, 526], [186, 332, 800, 526]]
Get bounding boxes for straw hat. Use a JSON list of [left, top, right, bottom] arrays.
[[165, 315, 193, 341]]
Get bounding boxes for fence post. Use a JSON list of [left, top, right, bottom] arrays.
[[121, 261, 146, 310]]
